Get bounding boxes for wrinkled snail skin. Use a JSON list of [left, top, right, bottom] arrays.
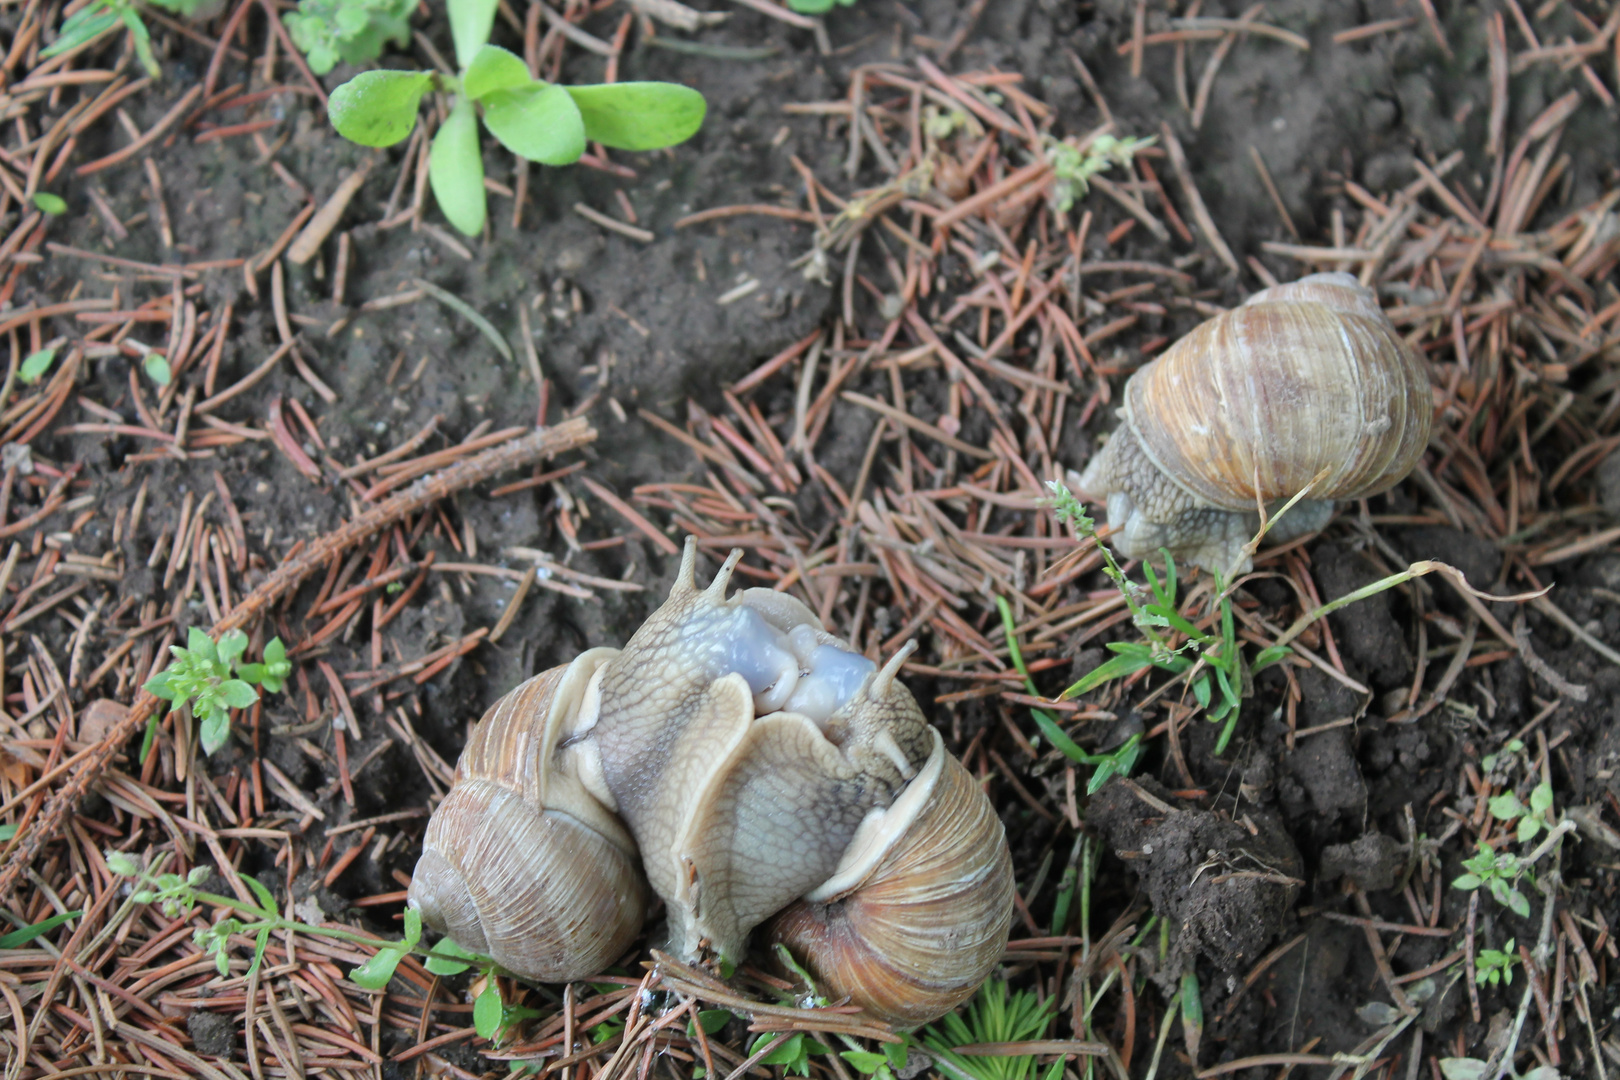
[[580, 544, 939, 965], [408, 648, 650, 983], [765, 732, 1016, 1027], [1075, 272, 1432, 573]]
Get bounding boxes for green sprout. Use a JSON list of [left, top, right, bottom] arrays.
[[1040, 480, 1289, 758], [1474, 939, 1520, 987], [107, 852, 517, 999], [39, 0, 208, 78], [325, 0, 706, 237], [920, 980, 1063, 1080], [143, 628, 290, 757], [0, 906, 82, 948], [142, 353, 172, 387], [18, 348, 56, 386], [32, 192, 66, 216], [997, 594, 1142, 794], [285, 0, 414, 75], [1452, 841, 1531, 918], [472, 978, 544, 1044], [785, 0, 855, 11], [1488, 780, 1555, 843], [1044, 133, 1155, 215]]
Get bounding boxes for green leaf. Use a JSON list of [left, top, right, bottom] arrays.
[[265, 638, 287, 667], [1517, 816, 1542, 843], [139, 714, 160, 763], [425, 940, 475, 975], [688, 1009, 732, 1036], [121, 8, 160, 79], [32, 192, 66, 215], [882, 1041, 906, 1072], [1505, 888, 1530, 918], [757, 1033, 804, 1066], [1452, 873, 1482, 890], [1488, 792, 1524, 821], [142, 353, 171, 386], [241, 873, 278, 917], [449, 0, 497, 70], [399, 907, 422, 949], [199, 708, 232, 755], [329, 70, 432, 148], [564, 82, 706, 151], [463, 44, 531, 100], [237, 663, 267, 684], [429, 96, 486, 237], [482, 82, 586, 166], [18, 347, 56, 385], [1251, 645, 1291, 672], [1191, 674, 1211, 708], [840, 1051, 887, 1074], [220, 680, 260, 710], [474, 980, 504, 1039], [0, 909, 80, 948], [144, 669, 179, 701], [217, 629, 249, 667], [350, 945, 408, 989], [39, 6, 121, 59], [186, 626, 215, 660], [1064, 651, 1154, 698], [248, 926, 270, 977], [1529, 782, 1553, 815]]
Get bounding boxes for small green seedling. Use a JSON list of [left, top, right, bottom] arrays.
[[1044, 133, 1156, 215], [142, 353, 172, 387], [0, 906, 82, 948], [109, 850, 506, 992], [40, 0, 208, 78], [285, 0, 414, 75], [18, 348, 57, 386], [996, 594, 1142, 794], [1474, 939, 1520, 987], [785, 0, 854, 11], [744, 1032, 828, 1078], [1043, 480, 1289, 756], [1452, 841, 1531, 918], [326, 0, 705, 237], [143, 628, 290, 757], [472, 978, 545, 1044], [32, 192, 66, 216], [920, 980, 1063, 1080], [1489, 780, 1555, 843]]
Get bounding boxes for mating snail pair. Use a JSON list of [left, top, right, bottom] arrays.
[[409, 542, 1015, 1026]]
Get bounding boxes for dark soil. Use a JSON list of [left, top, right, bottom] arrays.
[[6, 0, 1620, 1077]]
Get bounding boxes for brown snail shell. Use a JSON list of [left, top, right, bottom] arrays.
[[408, 649, 648, 983], [1075, 272, 1432, 572], [765, 730, 1015, 1026]]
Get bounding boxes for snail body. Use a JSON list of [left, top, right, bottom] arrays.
[[1075, 273, 1431, 573], [409, 540, 1013, 1025]]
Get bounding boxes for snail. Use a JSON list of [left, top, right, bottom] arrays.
[[409, 540, 1014, 1025], [409, 650, 649, 982], [1073, 272, 1432, 573]]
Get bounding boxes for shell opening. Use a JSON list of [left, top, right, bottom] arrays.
[[714, 607, 876, 728]]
